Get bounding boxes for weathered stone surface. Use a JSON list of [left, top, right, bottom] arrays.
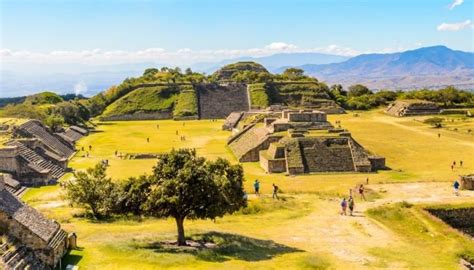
[[386, 100, 440, 117]]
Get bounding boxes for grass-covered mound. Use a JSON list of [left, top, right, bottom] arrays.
[[173, 85, 198, 119], [212, 61, 270, 81], [24, 91, 64, 105], [248, 83, 270, 109], [102, 85, 180, 117]]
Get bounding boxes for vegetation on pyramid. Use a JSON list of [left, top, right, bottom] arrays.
[[102, 85, 180, 117], [173, 85, 198, 119], [211, 61, 270, 82]]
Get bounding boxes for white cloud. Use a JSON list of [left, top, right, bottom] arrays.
[[448, 0, 464, 9], [0, 42, 363, 65], [437, 19, 473, 31], [264, 42, 298, 50]]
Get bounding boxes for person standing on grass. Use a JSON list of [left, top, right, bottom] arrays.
[[147, 137, 150, 143], [272, 183, 279, 200], [359, 184, 366, 201], [340, 198, 347, 216], [454, 180, 460, 196], [348, 196, 355, 216], [460, 160, 463, 167], [254, 180, 260, 196]]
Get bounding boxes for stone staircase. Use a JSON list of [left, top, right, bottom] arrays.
[[7, 141, 65, 180], [1, 245, 48, 270], [197, 84, 249, 119], [18, 121, 74, 158], [300, 138, 355, 172]]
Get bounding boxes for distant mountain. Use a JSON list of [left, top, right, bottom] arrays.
[[191, 52, 349, 73], [297, 46, 474, 90]]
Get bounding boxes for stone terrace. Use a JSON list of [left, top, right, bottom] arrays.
[[197, 83, 250, 119]]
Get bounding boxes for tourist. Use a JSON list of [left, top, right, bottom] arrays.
[[451, 164, 454, 171], [340, 198, 347, 215], [460, 160, 463, 167], [366, 177, 369, 185], [176, 130, 179, 135], [147, 137, 150, 143], [115, 150, 118, 156], [453, 161, 456, 167], [438, 133, 441, 138], [453, 180, 460, 196], [89, 145, 92, 151], [272, 183, 279, 200], [254, 180, 260, 195], [359, 184, 366, 201], [81, 146, 84, 151], [348, 196, 355, 216]]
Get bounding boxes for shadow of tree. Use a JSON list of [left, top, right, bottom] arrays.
[[140, 231, 302, 262]]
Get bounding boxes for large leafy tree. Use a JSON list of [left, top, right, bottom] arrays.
[[65, 163, 119, 219], [143, 149, 246, 246]]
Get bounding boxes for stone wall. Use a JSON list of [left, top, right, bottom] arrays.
[[427, 207, 474, 237], [460, 175, 474, 190], [0, 147, 19, 175], [100, 111, 173, 121], [198, 83, 249, 119], [259, 151, 286, 173]]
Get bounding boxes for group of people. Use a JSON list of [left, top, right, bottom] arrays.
[[340, 184, 366, 216], [450, 160, 463, 170], [253, 180, 280, 200]]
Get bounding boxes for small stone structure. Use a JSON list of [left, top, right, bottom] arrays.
[[460, 174, 474, 190], [386, 100, 440, 117], [0, 175, 70, 269], [0, 120, 88, 186], [227, 109, 385, 174]]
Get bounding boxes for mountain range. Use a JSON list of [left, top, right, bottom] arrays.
[[294, 46, 474, 90], [0, 45, 472, 97]]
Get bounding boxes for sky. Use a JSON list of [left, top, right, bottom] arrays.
[[0, 0, 473, 66]]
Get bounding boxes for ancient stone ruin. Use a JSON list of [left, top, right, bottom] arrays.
[[460, 174, 474, 190], [386, 100, 440, 117], [0, 174, 70, 269], [197, 83, 250, 119], [0, 120, 88, 186], [227, 109, 385, 174]]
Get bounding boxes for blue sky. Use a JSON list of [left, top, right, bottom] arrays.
[[0, 0, 473, 65]]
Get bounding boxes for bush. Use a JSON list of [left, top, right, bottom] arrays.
[[423, 117, 444, 128]]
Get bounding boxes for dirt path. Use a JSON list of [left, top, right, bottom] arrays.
[[272, 182, 473, 269]]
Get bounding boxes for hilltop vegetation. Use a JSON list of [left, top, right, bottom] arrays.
[[0, 91, 89, 130]]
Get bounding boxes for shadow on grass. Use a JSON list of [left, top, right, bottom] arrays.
[[140, 231, 302, 262], [61, 249, 83, 268]]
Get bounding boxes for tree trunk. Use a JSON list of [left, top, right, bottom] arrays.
[[175, 217, 186, 246]]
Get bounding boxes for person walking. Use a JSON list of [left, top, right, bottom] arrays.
[[340, 198, 347, 216], [453, 180, 460, 196], [272, 183, 279, 200], [348, 196, 355, 216], [254, 180, 260, 196], [460, 160, 463, 167], [359, 184, 366, 201]]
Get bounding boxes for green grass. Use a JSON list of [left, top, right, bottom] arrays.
[[173, 86, 198, 118], [17, 109, 474, 269], [102, 86, 179, 116], [248, 83, 270, 109], [367, 203, 474, 269]]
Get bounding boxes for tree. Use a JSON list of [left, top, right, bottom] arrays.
[[282, 68, 305, 79], [143, 149, 246, 246], [423, 117, 444, 128], [44, 114, 65, 131], [348, 84, 372, 97], [64, 163, 119, 218], [143, 68, 159, 76]]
